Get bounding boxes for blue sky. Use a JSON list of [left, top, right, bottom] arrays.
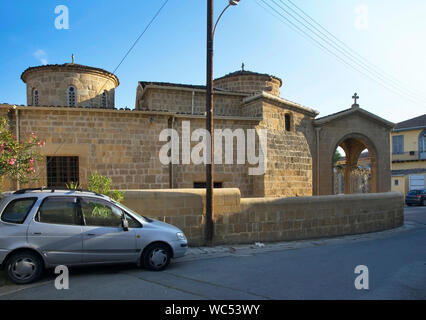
[[1, 0, 425, 123]]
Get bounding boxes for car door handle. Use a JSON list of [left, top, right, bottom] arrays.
[[87, 233, 96, 236], [32, 232, 42, 235]]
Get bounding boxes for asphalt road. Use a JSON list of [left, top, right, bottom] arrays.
[[0, 205, 425, 300]]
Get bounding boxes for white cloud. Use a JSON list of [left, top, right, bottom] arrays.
[[33, 49, 48, 65]]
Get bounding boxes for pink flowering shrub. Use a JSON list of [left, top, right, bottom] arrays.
[[0, 117, 44, 186]]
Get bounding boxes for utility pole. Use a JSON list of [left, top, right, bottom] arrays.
[[205, 0, 214, 245], [205, 0, 240, 245]]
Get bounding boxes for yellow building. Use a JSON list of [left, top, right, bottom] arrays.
[[391, 114, 426, 196]]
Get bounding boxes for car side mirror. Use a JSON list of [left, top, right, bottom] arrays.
[[122, 218, 129, 231]]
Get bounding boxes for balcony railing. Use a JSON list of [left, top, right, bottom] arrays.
[[392, 151, 426, 161]]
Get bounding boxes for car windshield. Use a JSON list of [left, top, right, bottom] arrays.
[[113, 201, 152, 223]]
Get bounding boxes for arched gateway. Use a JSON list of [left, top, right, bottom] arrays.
[[313, 102, 395, 195]]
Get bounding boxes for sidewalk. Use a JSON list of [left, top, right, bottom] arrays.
[[178, 221, 415, 262]]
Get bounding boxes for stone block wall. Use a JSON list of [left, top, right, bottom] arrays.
[[121, 188, 241, 246], [259, 102, 315, 197], [121, 188, 404, 247], [136, 87, 247, 117], [0, 105, 271, 197]]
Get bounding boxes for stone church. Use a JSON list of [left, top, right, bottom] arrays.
[[0, 61, 394, 197]]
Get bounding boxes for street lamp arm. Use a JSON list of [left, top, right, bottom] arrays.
[[213, 4, 231, 37]]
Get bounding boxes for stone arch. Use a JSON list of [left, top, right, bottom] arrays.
[[332, 132, 377, 194], [313, 107, 394, 195]]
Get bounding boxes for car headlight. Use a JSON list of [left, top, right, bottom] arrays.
[[176, 232, 186, 240]]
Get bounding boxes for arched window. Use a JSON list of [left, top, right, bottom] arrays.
[[419, 129, 426, 160], [67, 86, 76, 107], [285, 114, 291, 132], [32, 89, 39, 106], [101, 91, 108, 108]]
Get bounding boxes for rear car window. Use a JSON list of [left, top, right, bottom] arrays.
[[407, 190, 421, 195], [1, 198, 37, 224], [37, 197, 80, 225]]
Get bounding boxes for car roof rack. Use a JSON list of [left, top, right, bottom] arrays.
[[13, 187, 106, 197]]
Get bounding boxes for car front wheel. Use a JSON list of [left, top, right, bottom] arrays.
[[142, 243, 171, 271], [6, 250, 43, 284]]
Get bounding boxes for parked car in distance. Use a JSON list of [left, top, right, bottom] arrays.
[[0, 188, 188, 284], [405, 189, 426, 206]]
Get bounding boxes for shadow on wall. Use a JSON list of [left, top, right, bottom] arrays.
[[75, 88, 114, 109]]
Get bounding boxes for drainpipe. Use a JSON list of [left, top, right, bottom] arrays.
[[169, 116, 176, 189], [315, 127, 321, 195], [14, 106, 20, 190]]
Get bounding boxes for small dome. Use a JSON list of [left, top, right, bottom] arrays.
[[21, 63, 119, 86], [21, 63, 119, 108], [213, 70, 282, 96]]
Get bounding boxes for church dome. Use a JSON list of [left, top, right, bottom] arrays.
[[213, 70, 282, 96], [21, 61, 119, 108]]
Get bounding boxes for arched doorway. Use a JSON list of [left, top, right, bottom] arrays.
[[332, 133, 377, 194]]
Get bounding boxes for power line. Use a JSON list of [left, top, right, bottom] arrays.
[[257, 0, 426, 106], [271, 0, 426, 104], [97, 0, 170, 96], [284, 0, 426, 101]]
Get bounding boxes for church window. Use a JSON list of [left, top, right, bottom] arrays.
[[32, 89, 39, 106], [101, 91, 108, 108], [67, 86, 76, 107], [285, 114, 291, 131]]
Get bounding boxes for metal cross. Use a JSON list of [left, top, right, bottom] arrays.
[[352, 93, 359, 105]]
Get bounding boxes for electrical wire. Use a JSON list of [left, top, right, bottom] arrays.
[[34, 1, 169, 182], [256, 0, 426, 106]]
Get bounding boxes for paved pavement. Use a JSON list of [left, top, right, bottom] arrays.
[[0, 205, 425, 300]]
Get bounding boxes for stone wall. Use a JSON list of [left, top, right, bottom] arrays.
[[121, 188, 404, 246], [258, 102, 315, 197], [121, 188, 241, 246], [137, 87, 246, 117], [0, 105, 272, 197]]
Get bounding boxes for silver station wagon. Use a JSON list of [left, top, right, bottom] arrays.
[[0, 188, 188, 284]]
